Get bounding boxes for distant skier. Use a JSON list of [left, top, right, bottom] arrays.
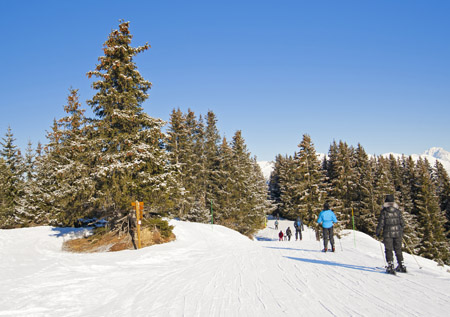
[[294, 217, 304, 241], [278, 230, 284, 241], [376, 194, 407, 274], [317, 202, 338, 252], [286, 227, 292, 241], [275, 219, 279, 230]]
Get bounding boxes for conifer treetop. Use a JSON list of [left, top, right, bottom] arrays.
[[86, 20, 152, 119]]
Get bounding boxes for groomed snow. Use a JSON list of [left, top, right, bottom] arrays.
[[1, 219, 449, 316]]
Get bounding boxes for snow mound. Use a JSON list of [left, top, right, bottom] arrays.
[[1, 219, 449, 316]]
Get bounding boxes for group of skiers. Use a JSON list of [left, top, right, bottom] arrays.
[[274, 194, 407, 274], [277, 216, 305, 241]]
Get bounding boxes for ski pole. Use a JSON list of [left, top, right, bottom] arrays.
[[402, 238, 422, 269], [379, 240, 386, 267]]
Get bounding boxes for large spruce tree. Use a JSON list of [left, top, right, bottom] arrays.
[[0, 127, 25, 227], [432, 160, 450, 239], [326, 141, 357, 229], [86, 21, 172, 223], [353, 144, 377, 235], [415, 159, 450, 265], [292, 134, 326, 225]]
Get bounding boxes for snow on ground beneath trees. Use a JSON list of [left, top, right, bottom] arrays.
[[1, 219, 449, 316]]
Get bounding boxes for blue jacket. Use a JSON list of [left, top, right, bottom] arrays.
[[317, 209, 337, 229]]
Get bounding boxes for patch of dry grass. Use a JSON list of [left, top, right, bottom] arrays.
[[63, 227, 176, 253]]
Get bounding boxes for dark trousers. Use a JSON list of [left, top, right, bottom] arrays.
[[295, 229, 302, 240], [384, 237, 403, 263], [323, 227, 335, 249]]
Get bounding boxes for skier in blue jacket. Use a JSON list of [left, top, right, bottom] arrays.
[[317, 202, 338, 252]]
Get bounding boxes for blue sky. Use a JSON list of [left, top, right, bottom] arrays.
[[1, 0, 449, 161]]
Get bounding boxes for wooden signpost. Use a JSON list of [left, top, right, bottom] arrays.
[[131, 200, 144, 249]]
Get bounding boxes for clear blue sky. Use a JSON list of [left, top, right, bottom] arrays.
[[1, 0, 449, 161]]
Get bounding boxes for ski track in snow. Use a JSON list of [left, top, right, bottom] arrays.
[[1, 220, 450, 316]]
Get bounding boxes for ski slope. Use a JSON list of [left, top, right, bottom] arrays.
[[1, 219, 449, 316]]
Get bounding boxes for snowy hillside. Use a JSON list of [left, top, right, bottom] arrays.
[[1, 220, 449, 316]]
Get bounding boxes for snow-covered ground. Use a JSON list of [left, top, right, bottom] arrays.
[[1, 219, 449, 316]]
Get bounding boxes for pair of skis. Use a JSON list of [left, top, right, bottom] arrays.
[[376, 266, 408, 275]]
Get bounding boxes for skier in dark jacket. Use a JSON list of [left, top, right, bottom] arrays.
[[286, 227, 292, 241], [317, 202, 338, 252], [294, 217, 304, 240], [376, 194, 406, 274]]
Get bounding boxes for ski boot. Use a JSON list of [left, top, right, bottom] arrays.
[[395, 262, 407, 273], [322, 248, 327, 252], [332, 246, 335, 252], [386, 262, 396, 275]]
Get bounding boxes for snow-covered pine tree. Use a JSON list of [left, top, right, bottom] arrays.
[[215, 136, 234, 222], [398, 155, 420, 248], [23, 121, 64, 225], [399, 155, 416, 215], [278, 155, 298, 220], [203, 111, 221, 213], [184, 111, 210, 222], [324, 141, 343, 217], [0, 126, 25, 227], [432, 160, 450, 239], [247, 156, 273, 230], [388, 155, 403, 198], [166, 108, 189, 218], [52, 89, 97, 225], [326, 141, 357, 230], [268, 154, 284, 217], [86, 21, 172, 224], [166, 108, 210, 222], [373, 155, 394, 210], [0, 157, 10, 225], [227, 130, 266, 235], [353, 144, 377, 235], [15, 141, 35, 225], [415, 158, 450, 265], [292, 134, 326, 226], [24, 141, 35, 182]]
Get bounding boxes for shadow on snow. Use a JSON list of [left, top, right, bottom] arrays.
[[284, 256, 385, 274], [264, 246, 323, 253], [255, 236, 279, 242]]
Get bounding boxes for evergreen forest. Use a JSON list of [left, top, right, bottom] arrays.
[[0, 21, 269, 237]]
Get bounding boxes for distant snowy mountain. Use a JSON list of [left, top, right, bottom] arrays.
[[423, 147, 450, 163], [382, 147, 450, 175], [257, 161, 274, 180]]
